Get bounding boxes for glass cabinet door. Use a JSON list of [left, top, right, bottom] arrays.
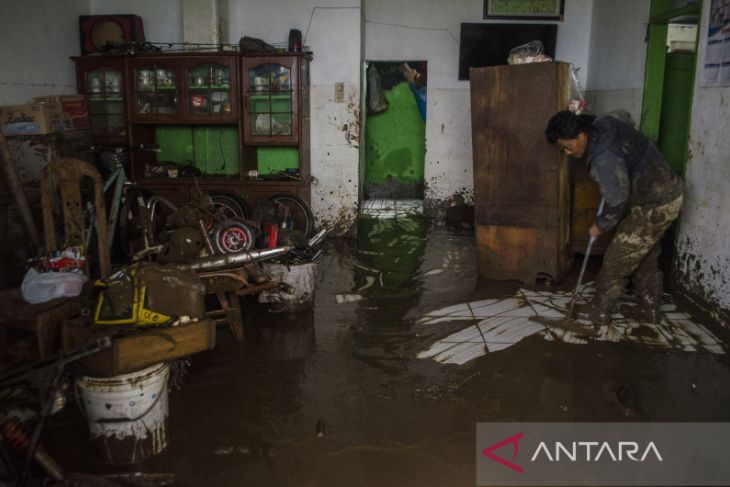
[[86, 67, 125, 138], [133, 63, 178, 115], [247, 62, 294, 138], [187, 63, 232, 116]]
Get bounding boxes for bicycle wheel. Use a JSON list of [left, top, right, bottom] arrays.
[[266, 193, 314, 238], [209, 192, 249, 220], [212, 219, 255, 253]]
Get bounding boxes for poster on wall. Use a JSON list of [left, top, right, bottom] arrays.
[[702, 0, 730, 86]]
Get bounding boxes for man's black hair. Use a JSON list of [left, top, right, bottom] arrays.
[[545, 111, 595, 143]]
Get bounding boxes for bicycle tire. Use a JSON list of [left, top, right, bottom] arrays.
[[209, 192, 249, 220], [266, 193, 315, 238], [212, 219, 255, 253]]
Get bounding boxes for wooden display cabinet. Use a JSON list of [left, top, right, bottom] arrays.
[[73, 55, 128, 146], [127, 53, 239, 123], [73, 52, 312, 209]]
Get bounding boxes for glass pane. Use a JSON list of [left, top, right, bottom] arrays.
[[272, 114, 292, 136], [108, 115, 126, 136], [189, 93, 211, 114], [155, 92, 177, 114], [252, 114, 271, 135], [250, 94, 270, 114], [90, 115, 107, 136], [211, 92, 231, 114], [269, 64, 291, 92], [87, 69, 105, 95], [249, 67, 270, 92], [270, 95, 292, 113], [103, 69, 122, 94], [88, 98, 106, 115], [189, 65, 211, 89], [212, 66, 230, 89], [155, 66, 176, 89], [135, 65, 156, 92], [106, 101, 125, 115], [137, 93, 153, 114]]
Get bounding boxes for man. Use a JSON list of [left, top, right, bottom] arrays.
[[545, 111, 684, 331]]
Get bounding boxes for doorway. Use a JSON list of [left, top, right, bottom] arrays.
[[640, 0, 700, 281], [360, 61, 427, 217], [641, 1, 700, 175]]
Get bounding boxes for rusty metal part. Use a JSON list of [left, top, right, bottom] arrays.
[[0, 130, 41, 249], [199, 218, 216, 254], [235, 280, 282, 297]]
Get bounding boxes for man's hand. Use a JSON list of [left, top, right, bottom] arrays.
[[589, 223, 604, 239], [401, 63, 418, 83]]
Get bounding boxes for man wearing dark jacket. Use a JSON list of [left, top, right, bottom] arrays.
[[545, 111, 684, 332]]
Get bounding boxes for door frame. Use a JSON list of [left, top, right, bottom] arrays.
[[640, 0, 701, 146]]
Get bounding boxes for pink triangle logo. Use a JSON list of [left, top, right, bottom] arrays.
[[481, 432, 524, 474]]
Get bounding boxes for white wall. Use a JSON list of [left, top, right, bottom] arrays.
[[228, 1, 362, 233], [90, 0, 183, 45], [363, 0, 593, 215], [585, 0, 650, 123], [0, 0, 90, 106], [675, 1, 730, 315]]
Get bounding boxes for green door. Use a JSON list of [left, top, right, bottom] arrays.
[[658, 53, 694, 175]]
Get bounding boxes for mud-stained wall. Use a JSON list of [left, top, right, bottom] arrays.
[[674, 2, 730, 318], [228, 2, 362, 235], [423, 88, 473, 216]]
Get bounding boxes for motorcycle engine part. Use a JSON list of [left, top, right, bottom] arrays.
[[158, 226, 204, 263]]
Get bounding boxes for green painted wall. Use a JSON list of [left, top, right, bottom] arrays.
[[156, 125, 240, 175], [257, 147, 299, 175], [365, 82, 425, 189]]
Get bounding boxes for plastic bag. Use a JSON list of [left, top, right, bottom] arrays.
[[568, 66, 587, 114], [507, 40, 553, 65], [21, 268, 88, 304]]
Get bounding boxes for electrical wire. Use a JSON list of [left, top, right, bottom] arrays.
[[300, 5, 459, 46], [303, 6, 361, 44]]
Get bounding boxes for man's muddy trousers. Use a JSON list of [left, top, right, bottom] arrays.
[[592, 195, 684, 318]]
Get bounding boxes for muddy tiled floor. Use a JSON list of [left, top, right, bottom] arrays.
[[46, 217, 730, 486]]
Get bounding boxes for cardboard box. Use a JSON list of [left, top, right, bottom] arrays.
[[34, 95, 91, 130], [0, 103, 64, 136]]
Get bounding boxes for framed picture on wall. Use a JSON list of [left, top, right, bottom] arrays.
[[484, 0, 565, 21]]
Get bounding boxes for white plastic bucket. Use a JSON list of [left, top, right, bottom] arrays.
[[75, 362, 170, 464], [259, 262, 318, 310]]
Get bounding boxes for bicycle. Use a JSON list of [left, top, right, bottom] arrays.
[[86, 144, 161, 261]]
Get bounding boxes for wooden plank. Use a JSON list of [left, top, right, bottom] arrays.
[[63, 319, 216, 376], [476, 225, 562, 283], [470, 63, 568, 228]]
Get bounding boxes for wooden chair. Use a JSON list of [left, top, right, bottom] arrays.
[[0, 158, 110, 359], [40, 157, 111, 277]]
